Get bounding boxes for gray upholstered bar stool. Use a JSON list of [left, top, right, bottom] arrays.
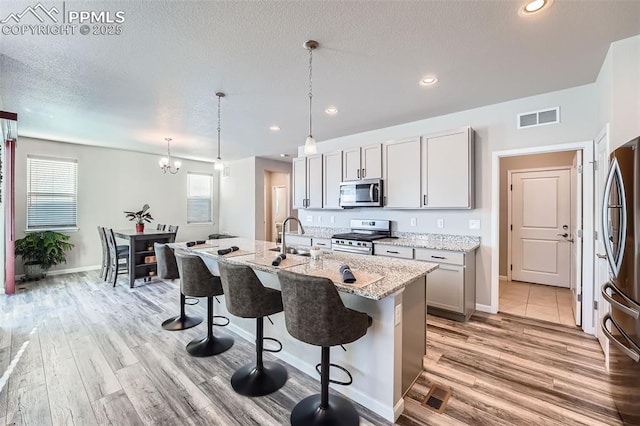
[[218, 261, 288, 396], [155, 243, 202, 331], [278, 270, 372, 426], [175, 253, 234, 357]]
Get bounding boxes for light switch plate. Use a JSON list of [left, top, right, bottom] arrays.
[[410, 218, 417, 227], [437, 219, 445, 229], [469, 219, 481, 229], [306, 215, 313, 222], [395, 304, 402, 326], [317, 216, 322, 223]]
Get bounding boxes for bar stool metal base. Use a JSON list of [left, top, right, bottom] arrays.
[[231, 362, 288, 396], [161, 314, 202, 331], [186, 335, 233, 357], [290, 394, 359, 426]]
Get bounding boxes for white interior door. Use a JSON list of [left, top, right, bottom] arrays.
[[595, 127, 610, 362], [511, 169, 571, 287], [571, 151, 583, 326], [272, 185, 287, 243]]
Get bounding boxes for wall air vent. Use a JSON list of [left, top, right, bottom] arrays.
[[517, 107, 560, 129]]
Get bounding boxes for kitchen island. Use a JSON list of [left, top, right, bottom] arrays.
[[173, 238, 437, 422]]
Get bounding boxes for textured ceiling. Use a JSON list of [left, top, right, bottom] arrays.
[[1, 0, 639, 162]]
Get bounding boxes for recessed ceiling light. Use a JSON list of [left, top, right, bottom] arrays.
[[519, 0, 553, 15], [269, 125, 281, 131], [280, 153, 290, 157], [325, 107, 338, 115], [419, 76, 438, 86]]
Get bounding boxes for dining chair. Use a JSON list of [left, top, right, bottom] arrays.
[[97, 226, 110, 281], [157, 224, 167, 231], [106, 228, 129, 286]]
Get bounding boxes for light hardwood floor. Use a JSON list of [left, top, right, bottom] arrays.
[[1, 272, 622, 425]]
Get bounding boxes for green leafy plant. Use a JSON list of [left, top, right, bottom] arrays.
[[124, 204, 154, 225], [15, 231, 75, 270]]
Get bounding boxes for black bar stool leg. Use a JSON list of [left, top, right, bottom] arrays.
[[290, 347, 359, 426], [186, 297, 233, 357], [230, 317, 288, 396], [162, 293, 203, 331]]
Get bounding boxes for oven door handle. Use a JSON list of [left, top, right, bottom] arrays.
[[602, 313, 640, 362], [333, 246, 371, 255], [601, 281, 640, 319]]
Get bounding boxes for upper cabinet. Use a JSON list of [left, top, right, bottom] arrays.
[[323, 150, 343, 209], [292, 155, 323, 209], [383, 137, 421, 208], [342, 144, 382, 181], [421, 127, 475, 209]]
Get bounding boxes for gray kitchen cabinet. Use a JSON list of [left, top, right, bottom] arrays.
[[311, 237, 332, 249], [421, 126, 475, 209], [374, 244, 414, 259], [322, 150, 342, 209], [286, 234, 312, 247], [415, 248, 476, 321], [343, 144, 382, 181], [383, 137, 421, 208], [292, 155, 323, 209]]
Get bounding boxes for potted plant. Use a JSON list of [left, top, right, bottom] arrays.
[[15, 231, 75, 280], [124, 203, 154, 232]]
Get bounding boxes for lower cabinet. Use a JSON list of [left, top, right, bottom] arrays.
[[285, 235, 312, 247], [415, 248, 476, 322], [311, 237, 332, 249]]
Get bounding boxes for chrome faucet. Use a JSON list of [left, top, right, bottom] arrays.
[[281, 216, 305, 256]]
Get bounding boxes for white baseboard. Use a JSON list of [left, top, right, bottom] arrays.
[[499, 275, 508, 281], [476, 303, 496, 314], [15, 264, 101, 280]]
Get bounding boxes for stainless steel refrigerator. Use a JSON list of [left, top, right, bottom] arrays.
[[601, 137, 640, 425]]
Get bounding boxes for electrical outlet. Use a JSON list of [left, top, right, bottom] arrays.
[[410, 218, 417, 227], [469, 219, 481, 230], [317, 216, 322, 223], [330, 216, 335, 224], [437, 219, 445, 229], [395, 304, 402, 326], [306, 215, 313, 223]]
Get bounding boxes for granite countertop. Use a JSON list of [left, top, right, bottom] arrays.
[[284, 226, 349, 239], [375, 233, 480, 253], [173, 237, 436, 300]]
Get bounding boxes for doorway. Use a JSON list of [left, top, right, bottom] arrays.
[[263, 171, 289, 243], [491, 141, 595, 335]]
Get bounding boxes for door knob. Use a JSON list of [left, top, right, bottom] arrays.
[[557, 233, 569, 238]]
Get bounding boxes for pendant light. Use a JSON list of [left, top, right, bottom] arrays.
[[159, 137, 181, 174], [214, 91, 225, 171], [303, 40, 319, 155]]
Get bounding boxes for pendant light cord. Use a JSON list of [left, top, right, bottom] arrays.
[[217, 94, 222, 159], [308, 46, 313, 137]]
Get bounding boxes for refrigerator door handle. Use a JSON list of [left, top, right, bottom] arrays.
[[601, 158, 627, 277], [602, 314, 640, 362], [602, 281, 640, 319]]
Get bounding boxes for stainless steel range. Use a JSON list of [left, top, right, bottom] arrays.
[[331, 219, 391, 255]]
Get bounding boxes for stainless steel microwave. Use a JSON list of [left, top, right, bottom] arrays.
[[339, 178, 383, 208]]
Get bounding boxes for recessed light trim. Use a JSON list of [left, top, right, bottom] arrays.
[[325, 107, 338, 115], [519, 0, 553, 15], [269, 125, 281, 131], [419, 76, 438, 86]]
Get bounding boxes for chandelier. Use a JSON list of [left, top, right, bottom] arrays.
[[159, 137, 181, 174]]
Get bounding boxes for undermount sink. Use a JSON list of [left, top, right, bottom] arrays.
[[268, 247, 311, 257]]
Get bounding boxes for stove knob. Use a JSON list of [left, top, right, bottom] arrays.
[[348, 241, 352, 245], [357, 242, 361, 246]]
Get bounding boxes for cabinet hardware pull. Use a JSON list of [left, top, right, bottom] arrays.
[[387, 250, 399, 254], [357, 169, 360, 179], [316, 243, 326, 246], [423, 194, 427, 205], [362, 168, 366, 178], [431, 255, 446, 259]]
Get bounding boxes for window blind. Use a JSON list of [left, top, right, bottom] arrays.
[[27, 156, 78, 230], [187, 173, 213, 223]]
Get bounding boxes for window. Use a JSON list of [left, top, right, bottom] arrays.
[[27, 156, 78, 230], [187, 173, 213, 224]]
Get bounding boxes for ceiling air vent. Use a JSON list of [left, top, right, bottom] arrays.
[[517, 107, 560, 129]]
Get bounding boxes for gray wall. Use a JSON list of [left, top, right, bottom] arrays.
[[14, 137, 219, 274]]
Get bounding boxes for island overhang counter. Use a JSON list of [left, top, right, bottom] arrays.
[[173, 238, 437, 422]]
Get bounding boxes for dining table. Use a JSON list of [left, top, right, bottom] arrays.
[[113, 229, 176, 287]]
